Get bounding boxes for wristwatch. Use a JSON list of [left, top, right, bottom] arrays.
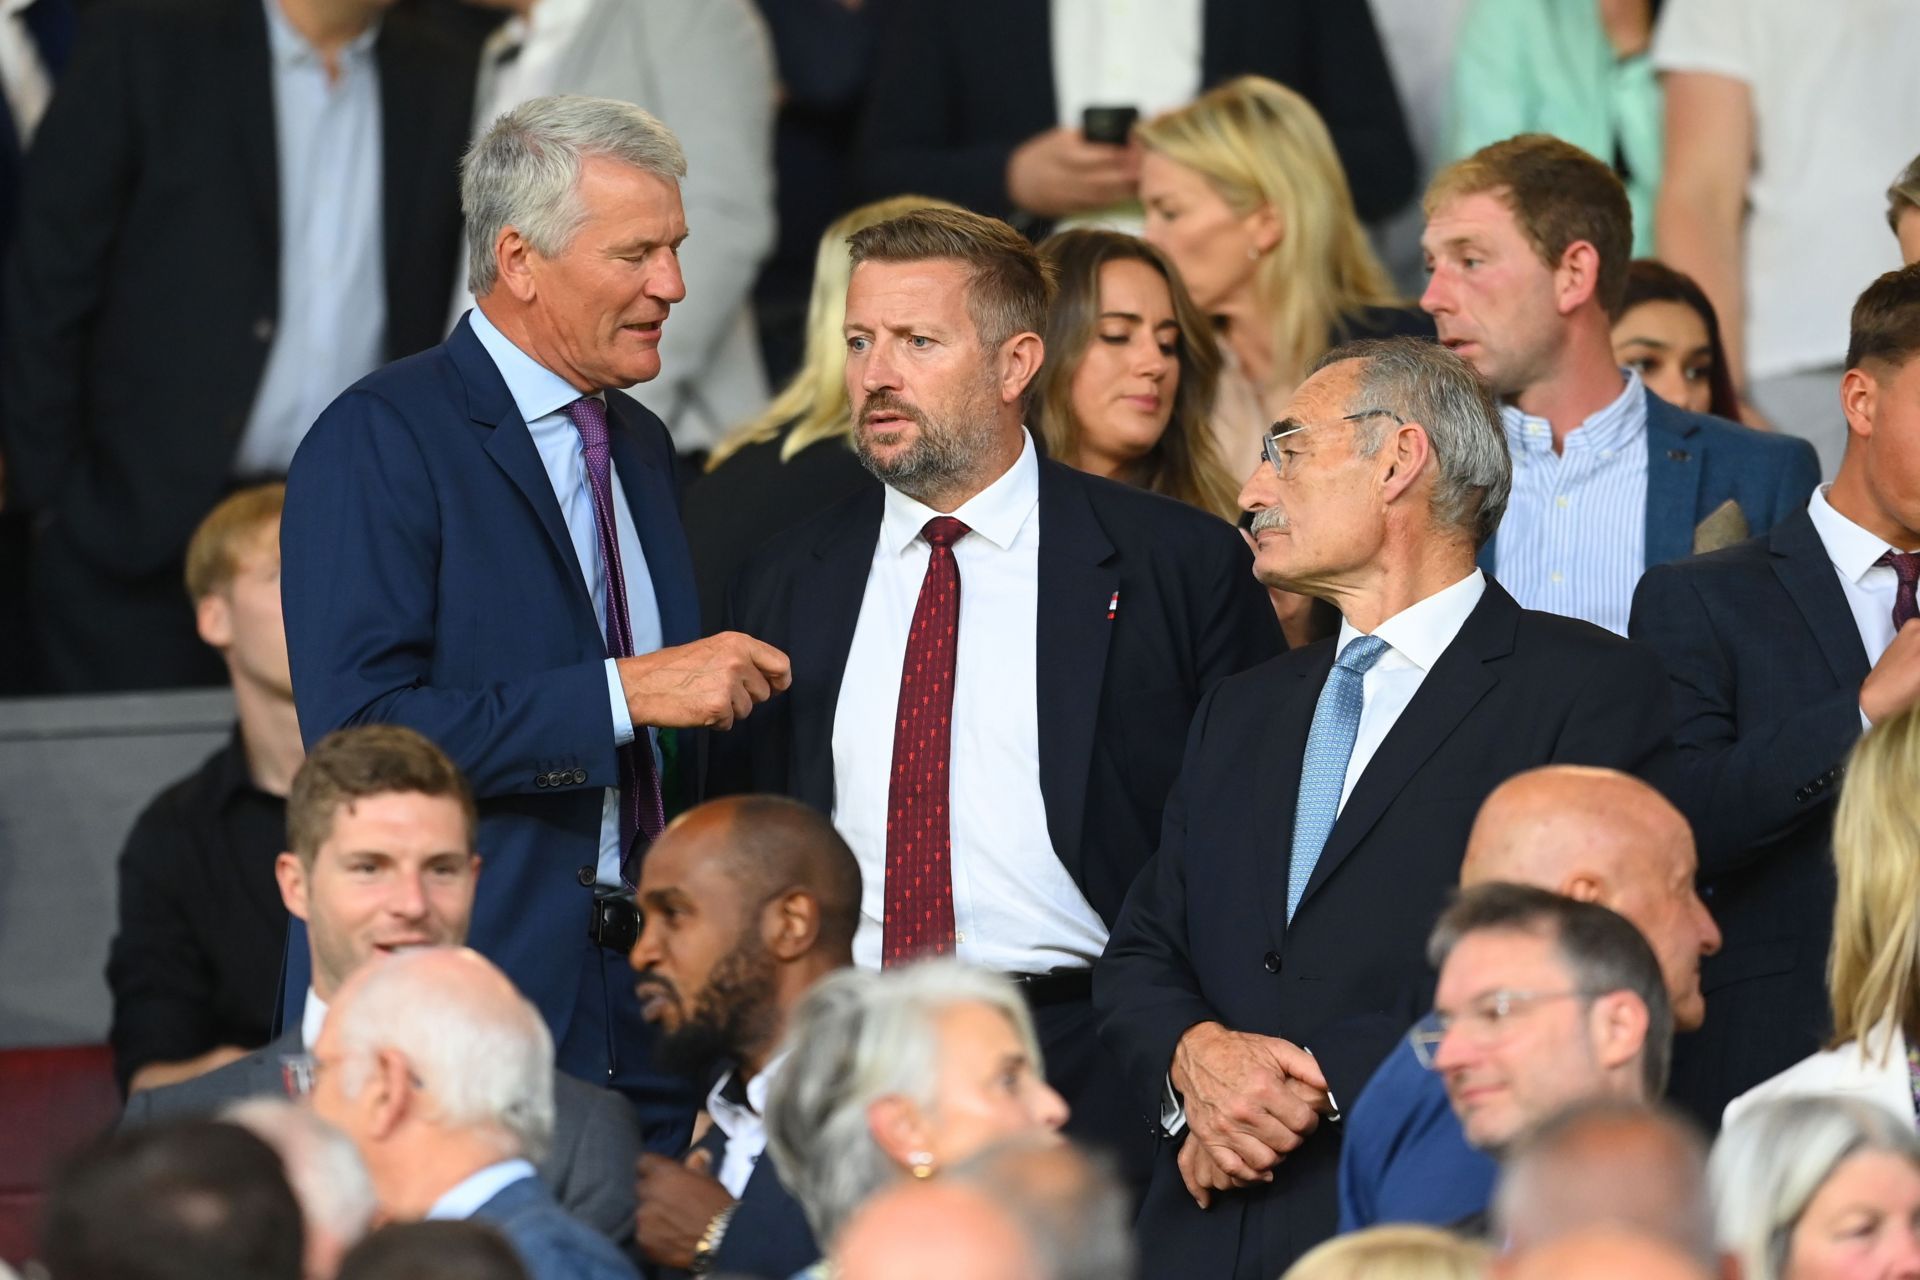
[[690, 1204, 739, 1275]]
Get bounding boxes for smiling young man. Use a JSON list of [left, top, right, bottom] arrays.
[[712, 205, 1279, 1188], [280, 95, 791, 1143], [1420, 133, 1818, 637]]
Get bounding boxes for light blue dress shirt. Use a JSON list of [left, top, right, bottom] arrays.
[[426, 1159, 538, 1221], [234, 0, 387, 476], [469, 307, 665, 887], [1495, 372, 1650, 636]]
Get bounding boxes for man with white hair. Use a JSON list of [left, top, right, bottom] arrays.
[[280, 94, 791, 1139], [224, 1098, 378, 1280], [310, 945, 636, 1280]]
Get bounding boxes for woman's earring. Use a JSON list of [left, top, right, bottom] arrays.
[[908, 1152, 936, 1180]]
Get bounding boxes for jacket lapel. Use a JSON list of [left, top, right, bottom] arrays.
[[1291, 583, 1515, 918], [230, 0, 278, 265], [788, 488, 885, 813], [1033, 463, 1119, 886], [1644, 393, 1704, 568], [1769, 509, 1871, 687], [1260, 645, 1336, 946]]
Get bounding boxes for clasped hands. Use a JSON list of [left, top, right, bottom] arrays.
[[1170, 1022, 1336, 1210], [617, 631, 791, 732]]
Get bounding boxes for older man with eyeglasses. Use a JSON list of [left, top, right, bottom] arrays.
[[1094, 336, 1674, 1279]]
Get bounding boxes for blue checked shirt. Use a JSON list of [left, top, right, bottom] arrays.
[[1494, 373, 1648, 635]]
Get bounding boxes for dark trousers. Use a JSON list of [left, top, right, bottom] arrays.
[[1027, 992, 1155, 1198], [31, 523, 223, 692]]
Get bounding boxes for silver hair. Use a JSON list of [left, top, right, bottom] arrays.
[[1711, 1096, 1920, 1280], [332, 950, 557, 1164], [222, 1098, 377, 1252], [461, 94, 687, 296], [764, 960, 1046, 1248], [1314, 337, 1513, 548]]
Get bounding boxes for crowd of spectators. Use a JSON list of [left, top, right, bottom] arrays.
[[6, 1, 1920, 1278]]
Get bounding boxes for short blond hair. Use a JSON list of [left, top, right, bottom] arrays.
[[1828, 704, 1920, 1054], [183, 484, 284, 602], [1282, 1224, 1492, 1280]]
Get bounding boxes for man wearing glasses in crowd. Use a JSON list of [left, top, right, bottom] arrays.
[[1095, 337, 1672, 1279]]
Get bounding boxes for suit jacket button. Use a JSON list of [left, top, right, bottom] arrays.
[[572, 768, 588, 785], [1263, 952, 1282, 974], [253, 316, 274, 343], [576, 865, 596, 887], [1793, 787, 1809, 802], [535, 773, 550, 788]]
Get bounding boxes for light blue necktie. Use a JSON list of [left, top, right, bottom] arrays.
[[1287, 634, 1391, 922]]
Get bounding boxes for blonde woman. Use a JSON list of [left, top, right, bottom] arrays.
[[1029, 229, 1241, 522], [684, 195, 959, 625], [1723, 705, 1920, 1130], [1136, 76, 1431, 477], [1282, 1225, 1491, 1280]]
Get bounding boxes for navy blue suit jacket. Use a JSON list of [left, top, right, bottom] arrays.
[[711, 1156, 818, 1279], [1483, 391, 1820, 578], [280, 317, 699, 1092], [473, 1175, 638, 1280], [1629, 508, 1860, 1126], [1336, 1038, 1495, 1232]]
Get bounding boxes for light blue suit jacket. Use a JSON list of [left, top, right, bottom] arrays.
[[473, 1176, 638, 1280]]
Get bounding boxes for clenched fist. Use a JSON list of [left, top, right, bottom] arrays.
[[617, 632, 792, 731]]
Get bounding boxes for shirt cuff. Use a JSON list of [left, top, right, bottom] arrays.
[[606, 659, 636, 747], [1161, 1075, 1187, 1138]]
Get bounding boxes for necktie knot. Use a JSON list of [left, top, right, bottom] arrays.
[[922, 516, 971, 550], [1879, 550, 1920, 587], [1336, 634, 1391, 675], [565, 396, 611, 456]]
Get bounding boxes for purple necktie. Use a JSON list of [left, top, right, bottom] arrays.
[[566, 396, 665, 880], [1878, 550, 1920, 632]]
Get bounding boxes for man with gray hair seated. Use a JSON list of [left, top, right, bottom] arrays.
[[279, 93, 792, 1141], [1095, 336, 1671, 1277], [225, 1098, 379, 1280], [308, 946, 636, 1280]]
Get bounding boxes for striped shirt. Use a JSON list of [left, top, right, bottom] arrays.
[[1494, 373, 1648, 635]]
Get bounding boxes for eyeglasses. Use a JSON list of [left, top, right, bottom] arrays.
[[1260, 407, 1406, 481], [1407, 988, 1594, 1070]]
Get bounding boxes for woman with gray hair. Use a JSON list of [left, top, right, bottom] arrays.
[[764, 961, 1069, 1258], [1710, 1095, 1920, 1280]]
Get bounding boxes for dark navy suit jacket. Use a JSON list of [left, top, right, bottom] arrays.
[[279, 317, 700, 1110], [711, 1156, 818, 1279], [1336, 1037, 1496, 1232], [1483, 390, 1820, 579], [473, 1175, 638, 1280]]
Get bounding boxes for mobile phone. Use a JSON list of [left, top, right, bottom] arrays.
[[1081, 105, 1139, 147]]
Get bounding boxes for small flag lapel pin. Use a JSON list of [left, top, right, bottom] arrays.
[[1106, 590, 1119, 620]]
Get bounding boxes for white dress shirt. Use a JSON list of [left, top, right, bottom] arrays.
[[0, 0, 53, 147], [704, 1050, 787, 1198], [1807, 484, 1907, 726], [469, 306, 664, 886], [833, 432, 1109, 973], [425, 1159, 538, 1220], [300, 988, 329, 1051]]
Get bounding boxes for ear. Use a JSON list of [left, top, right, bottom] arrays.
[[494, 226, 540, 304], [364, 1048, 414, 1143], [1560, 874, 1605, 905], [764, 889, 820, 962], [866, 1094, 932, 1169], [1841, 366, 1878, 445], [196, 591, 234, 651], [1589, 991, 1652, 1075], [999, 332, 1045, 403], [1378, 421, 1434, 508], [1554, 240, 1603, 316], [276, 852, 311, 922], [1245, 201, 1282, 256]]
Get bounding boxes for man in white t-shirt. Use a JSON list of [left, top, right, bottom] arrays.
[[1653, 0, 1920, 474]]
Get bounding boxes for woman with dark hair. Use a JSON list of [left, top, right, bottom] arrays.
[[1612, 258, 1741, 421], [1029, 229, 1240, 522]]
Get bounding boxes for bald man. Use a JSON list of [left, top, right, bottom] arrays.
[[1501, 1226, 1716, 1280], [626, 795, 859, 1277], [835, 1181, 1041, 1280], [1338, 766, 1721, 1231], [1492, 1099, 1718, 1269]]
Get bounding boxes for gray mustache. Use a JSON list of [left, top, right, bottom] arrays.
[[1249, 506, 1290, 535]]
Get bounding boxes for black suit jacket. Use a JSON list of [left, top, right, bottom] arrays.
[[711, 454, 1281, 929], [710, 1157, 818, 1279], [854, 0, 1417, 230], [0, 0, 473, 576], [1094, 580, 1670, 1279], [1629, 509, 1859, 1127], [120, 1027, 644, 1244]]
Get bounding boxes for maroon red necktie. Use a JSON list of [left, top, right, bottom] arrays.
[[1879, 551, 1920, 632], [882, 516, 970, 965], [565, 396, 666, 881]]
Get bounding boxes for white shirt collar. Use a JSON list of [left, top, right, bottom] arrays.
[[1500, 371, 1646, 455], [424, 1159, 538, 1221], [1335, 569, 1487, 672], [706, 1050, 791, 1139], [261, 0, 378, 69], [300, 988, 329, 1052], [468, 304, 594, 426], [1808, 484, 1903, 583], [879, 429, 1039, 555]]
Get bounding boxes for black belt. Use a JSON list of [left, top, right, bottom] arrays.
[[1008, 969, 1092, 1007]]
